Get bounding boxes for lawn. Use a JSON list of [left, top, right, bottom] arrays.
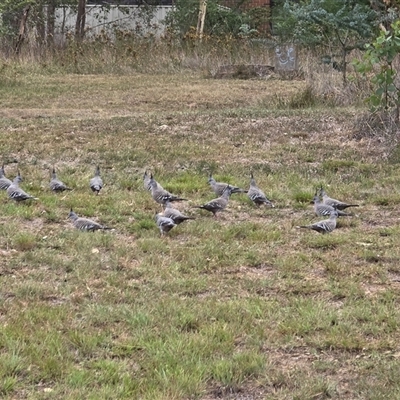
[[1, 70, 400, 399]]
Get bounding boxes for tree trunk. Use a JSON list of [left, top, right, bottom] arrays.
[[36, 6, 46, 46], [15, 5, 31, 54], [61, 6, 67, 38], [196, 0, 207, 40], [75, 0, 86, 40], [341, 47, 347, 86], [47, 0, 56, 46]]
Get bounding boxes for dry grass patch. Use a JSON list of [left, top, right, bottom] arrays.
[[0, 73, 307, 118], [1, 71, 400, 399]]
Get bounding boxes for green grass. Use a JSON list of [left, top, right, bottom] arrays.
[[0, 65, 400, 399]]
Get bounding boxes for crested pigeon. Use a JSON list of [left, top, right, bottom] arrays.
[[319, 187, 359, 210], [247, 172, 274, 207], [155, 213, 176, 235], [299, 210, 338, 234], [163, 201, 195, 225], [68, 209, 111, 231], [144, 170, 163, 191], [196, 185, 232, 217], [90, 165, 103, 195], [143, 170, 152, 191], [149, 174, 186, 205], [311, 195, 350, 217], [0, 165, 13, 190], [50, 167, 72, 192], [208, 174, 246, 196], [7, 172, 38, 202]]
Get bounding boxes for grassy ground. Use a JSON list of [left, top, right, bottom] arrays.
[[1, 70, 400, 400]]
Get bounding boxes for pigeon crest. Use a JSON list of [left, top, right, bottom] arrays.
[[90, 165, 103, 195], [149, 174, 187, 205], [7, 172, 38, 202], [247, 172, 274, 207], [144, 170, 163, 192], [50, 167, 72, 192], [143, 170, 152, 191]]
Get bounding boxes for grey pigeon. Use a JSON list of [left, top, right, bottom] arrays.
[[90, 166, 103, 195], [68, 209, 111, 231], [50, 167, 72, 192], [7, 172, 38, 202], [247, 172, 274, 207], [143, 170, 152, 191], [208, 174, 246, 196], [299, 210, 338, 234], [0, 165, 13, 190], [155, 213, 176, 235], [311, 195, 350, 217], [319, 187, 359, 210], [149, 174, 186, 205], [144, 170, 163, 192], [196, 185, 232, 217], [163, 201, 195, 225]]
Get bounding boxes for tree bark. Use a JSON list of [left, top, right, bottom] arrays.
[[15, 5, 31, 54], [36, 6, 46, 45], [75, 0, 86, 40], [196, 0, 207, 40], [341, 47, 347, 86], [47, 0, 56, 46]]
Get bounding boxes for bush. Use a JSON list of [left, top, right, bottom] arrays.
[[164, 0, 270, 38]]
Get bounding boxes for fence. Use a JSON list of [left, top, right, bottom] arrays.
[[54, 5, 172, 42]]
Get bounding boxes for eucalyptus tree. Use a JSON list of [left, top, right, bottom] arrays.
[[273, 0, 378, 83], [0, 0, 76, 47]]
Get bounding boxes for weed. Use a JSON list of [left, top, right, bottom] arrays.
[[12, 232, 37, 251], [322, 159, 356, 172]]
